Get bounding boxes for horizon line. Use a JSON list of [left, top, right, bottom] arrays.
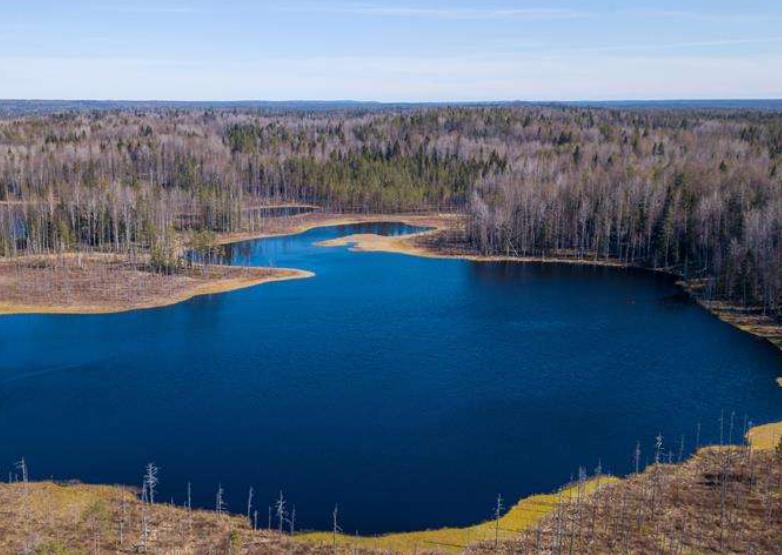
[[2, 97, 782, 105]]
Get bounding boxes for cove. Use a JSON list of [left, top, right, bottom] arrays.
[[1, 222, 781, 535]]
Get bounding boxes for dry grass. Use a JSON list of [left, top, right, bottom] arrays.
[[0, 477, 617, 555], [0, 480, 371, 555], [298, 478, 618, 554], [748, 421, 782, 451], [475, 446, 782, 554], [0, 253, 311, 315]]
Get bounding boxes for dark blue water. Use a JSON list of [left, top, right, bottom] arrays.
[[1, 222, 781, 534]]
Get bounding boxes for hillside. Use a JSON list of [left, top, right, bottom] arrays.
[[482, 443, 782, 554], [0, 480, 366, 555]]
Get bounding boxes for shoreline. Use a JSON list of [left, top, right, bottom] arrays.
[[1, 426, 777, 554], [313, 216, 782, 363], [0, 268, 314, 316], [297, 476, 618, 553], [1, 211, 781, 370], [2, 211, 781, 369], [296, 422, 782, 553], [310, 215, 782, 365], [678, 280, 782, 352], [0, 253, 313, 316], [213, 212, 462, 246], [1, 213, 780, 551]]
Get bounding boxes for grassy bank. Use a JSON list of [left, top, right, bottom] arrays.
[[748, 421, 782, 450], [297, 477, 618, 553], [296, 420, 782, 553]]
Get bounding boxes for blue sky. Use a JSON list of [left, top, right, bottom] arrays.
[[1, 0, 781, 101]]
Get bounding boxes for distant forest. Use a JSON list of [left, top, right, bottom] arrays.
[[1, 106, 781, 317]]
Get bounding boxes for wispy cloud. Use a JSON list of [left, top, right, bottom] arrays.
[[91, 2, 203, 15], [620, 9, 782, 24], [575, 36, 782, 55], [622, 9, 703, 19], [462, 36, 782, 62], [291, 3, 587, 21]]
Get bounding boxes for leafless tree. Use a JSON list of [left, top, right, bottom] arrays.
[[144, 463, 159, 504]]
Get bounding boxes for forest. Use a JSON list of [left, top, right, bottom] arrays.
[[1, 105, 781, 317]]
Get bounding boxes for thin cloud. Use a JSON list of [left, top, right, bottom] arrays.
[[565, 36, 782, 55], [622, 9, 704, 19], [620, 9, 782, 24], [461, 36, 782, 62], [293, 4, 587, 21], [91, 3, 203, 15]]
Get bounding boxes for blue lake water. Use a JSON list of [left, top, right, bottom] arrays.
[[1, 222, 781, 534]]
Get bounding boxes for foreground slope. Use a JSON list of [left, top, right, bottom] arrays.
[[477, 445, 782, 554], [1, 427, 780, 554]]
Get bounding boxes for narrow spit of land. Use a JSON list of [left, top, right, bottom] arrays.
[[0, 211, 450, 316], [1, 425, 779, 554], [0, 253, 311, 315]]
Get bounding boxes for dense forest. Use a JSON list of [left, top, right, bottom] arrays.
[[1, 106, 781, 316]]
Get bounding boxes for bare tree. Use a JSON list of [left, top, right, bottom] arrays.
[[144, 463, 159, 504], [275, 491, 287, 534], [247, 486, 254, 523], [494, 493, 503, 548], [216, 483, 226, 516], [332, 504, 343, 554]]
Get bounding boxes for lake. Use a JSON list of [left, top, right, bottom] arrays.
[[1, 222, 781, 534]]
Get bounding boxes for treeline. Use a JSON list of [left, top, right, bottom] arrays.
[[0, 110, 499, 257], [1, 106, 781, 315], [464, 109, 782, 315]]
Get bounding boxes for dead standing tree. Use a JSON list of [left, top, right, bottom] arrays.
[[493, 493, 503, 549], [144, 463, 159, 504], [275, 491, 287, 534], [332, 504, 342, 554]]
